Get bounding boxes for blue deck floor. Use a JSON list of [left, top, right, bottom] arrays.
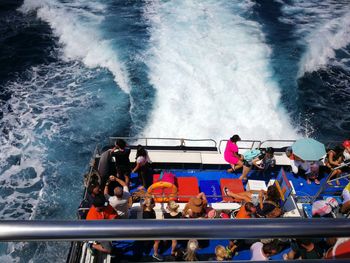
[[122, 167, 348, 261]]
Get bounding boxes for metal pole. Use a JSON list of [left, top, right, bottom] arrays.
[[0, 219, 350, 242]]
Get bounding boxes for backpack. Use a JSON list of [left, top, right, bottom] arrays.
[[264, 200, 283, 218]]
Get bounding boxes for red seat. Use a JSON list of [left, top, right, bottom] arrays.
[[220, 178, 244, 202], [176, 177, 199, 202]]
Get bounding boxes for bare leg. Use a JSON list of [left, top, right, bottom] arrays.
[[226, 190, 252, 202], [153, 240, 160, 256], [234, 160, 244, 171], [239, 165, 251, 181], [171, 240, 177, 255]]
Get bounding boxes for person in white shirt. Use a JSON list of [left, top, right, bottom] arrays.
[[132, 145, 152, 188], [250, 241, 278, 261], [104, 176, 131, 219], [290, 157, 321, 185]]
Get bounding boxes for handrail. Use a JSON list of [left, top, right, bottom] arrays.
[[259, 139, 296, 148], [218, 139, 262, 154], [109, 137, 217, 148], [0, 219, 349, 241]]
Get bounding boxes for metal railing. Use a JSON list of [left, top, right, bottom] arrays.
[[0, 219, 350, 241], [109, 137, 217, 148]]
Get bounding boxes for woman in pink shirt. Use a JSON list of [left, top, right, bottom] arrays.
[[224, 134, 243, 173]]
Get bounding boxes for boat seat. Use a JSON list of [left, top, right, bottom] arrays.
[[220, 178, 245, 202], [200, 180, 222, 203], [176, 177, 199, 202]]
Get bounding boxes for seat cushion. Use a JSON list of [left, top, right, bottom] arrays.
[[200, 180, 222, 203], [220, 178, 244, 202], [176, 177, 199, 202]]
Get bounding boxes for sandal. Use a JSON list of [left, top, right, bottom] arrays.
[[223, 187, 230, 196], [314, 179, 320, 185]]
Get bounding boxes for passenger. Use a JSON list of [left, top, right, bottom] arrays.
[[340, 182, 350, 214], [224, 134, 244, 173], [78, 182, 103, 219], [283, 239, 323, 260], [183, 192, 208, 218], [142, 197, 163, 261], [256, 185, 282, 218], [110, 139, 131, 186], [164, 200, 182, 256], [104, 175, 131, 219], [86, 196, 118, 255], [239, 147, 276, 181], [213, 245, 228, 261], [325, 146, 344, 186], [250, 241, 278, 261], [343, 140, 350, 162], [235, 202, 257, 218], [290, 156, 320, 185], [132, 145, 153, 188], [184, 239, 199, 261], [224, 185, 282, 217]]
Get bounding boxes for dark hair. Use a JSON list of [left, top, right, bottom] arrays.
[[87, 182, 100, 194], [266, 185, 280, 203], [245, 202, 255, 212], [230, 134, 241, 143], [136, 145, 148, 159], [262, 243, 277, 255], [116, 139, 126, 149], [266, 147, 274, 154], [296, 239, 313, 246], [93, 195, 107, 208]]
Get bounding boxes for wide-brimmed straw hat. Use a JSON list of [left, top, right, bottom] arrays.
[[187, 197, 204, 214]]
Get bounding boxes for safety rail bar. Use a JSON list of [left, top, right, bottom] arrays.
[[109, 137, 217, 148], [218, 140, 262, 154], [0, 219, 349, 241], [259, 139, 296, 148]]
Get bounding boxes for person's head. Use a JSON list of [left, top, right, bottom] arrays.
[[115, 139, 126, 150], [262, 243, 278, 257], [265, 147, 275, 158], [343, 140, 350, 151], [245, 202, 257, 214], [92, 195, 108, 212], [142, 197, 155, 211], [230, 134, 241, 143], [266, 185, 280, 202], [184, 239, 199, 261], [296, 239, 313, 248], [88, 182, 100, 196], [185, 198, 206, 218], [113, 186, 124, 199], [215, 245, 227, 261], [136, 145, 147, 159], [167, 200, 179, 213]]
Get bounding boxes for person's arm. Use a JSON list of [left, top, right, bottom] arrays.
[[258, 190, 264, 210], [104, 176, 114, 198], [115, 177, 127, 187], [92, 243, 111, 254], [132, 162, 141, 173], [252, 157, 263, 169], [329, 151, 341, 167], [283, 248, 296, 260], [197, 192, 207, 203], [290, 160, 299, 174]]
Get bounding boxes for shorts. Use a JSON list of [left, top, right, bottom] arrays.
[[243, 160, 253, 168]]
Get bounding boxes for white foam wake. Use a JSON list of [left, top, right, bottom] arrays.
[[280, 1, 350, 75], [19, 0, 130, 93], [142, 0, 297, 141]]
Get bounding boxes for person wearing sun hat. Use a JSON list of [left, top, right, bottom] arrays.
[[183, 192, 208, 218]]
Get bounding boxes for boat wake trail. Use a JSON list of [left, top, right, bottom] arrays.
[[280, 0, 350, 76], [19, 0, 130, 93], [142, 0, 297, 141]]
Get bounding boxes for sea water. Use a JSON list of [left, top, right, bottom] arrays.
[[0, 0, 350, 261]]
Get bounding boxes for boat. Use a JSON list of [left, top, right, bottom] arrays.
[[61, 136, 350, 262]]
